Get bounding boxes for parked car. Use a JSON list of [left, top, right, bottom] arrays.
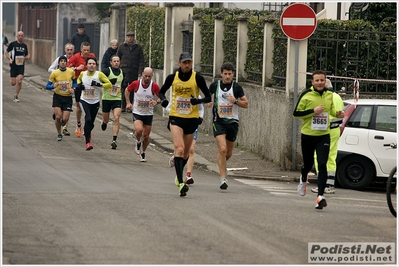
[[336, 99, 397, 190]]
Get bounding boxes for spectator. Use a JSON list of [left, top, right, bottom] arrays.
[[70, 23, 90, 54], [117, 31, 145, 112], [101, 39, 118, 72]]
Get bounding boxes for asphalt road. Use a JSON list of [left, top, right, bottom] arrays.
[[2, 67, 396, 265]]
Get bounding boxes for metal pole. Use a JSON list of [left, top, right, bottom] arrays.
[[292, 40, 299, 171]]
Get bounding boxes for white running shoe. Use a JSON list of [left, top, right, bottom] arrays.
[[297, 175, 307, 196]]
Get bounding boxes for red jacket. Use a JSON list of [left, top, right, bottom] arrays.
[[67, 52, 96, 79]]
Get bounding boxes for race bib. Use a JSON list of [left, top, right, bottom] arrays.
[[218, 102, 233, 118], [176, 97, 191, 114], [109, 85, 120, 96], [57, 81, 70, 93], [137, 98, 150, 110], [311, 112, 328, 130], [83, 87, 95, 99], [15, 56, 24, 65]]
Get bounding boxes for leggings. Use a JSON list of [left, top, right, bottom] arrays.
[[301, 133, 330, 196], [80, 101, 100, 143]]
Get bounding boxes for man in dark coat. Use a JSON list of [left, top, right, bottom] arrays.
[[117, 31, 145, 112], [70, 23, 90, 54]]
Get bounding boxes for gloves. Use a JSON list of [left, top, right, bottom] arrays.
[[91, 80, 102, 87], [161, 99, 169, 108], [109, 78, 117, 85], [190, 96, 200, 105], [197, 117, 203, 125], [76, 83, 85, 90]]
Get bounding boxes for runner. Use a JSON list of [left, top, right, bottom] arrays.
[[158, 52, 211, 196], [101, 55, 124, 149], [45, 55, 76, 141], [125, 67, 161, 162]]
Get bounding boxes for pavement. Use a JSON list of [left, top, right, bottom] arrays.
[[2, 60, 303, 183]]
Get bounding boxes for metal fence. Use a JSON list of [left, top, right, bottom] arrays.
[[273, 18, 397, 95]]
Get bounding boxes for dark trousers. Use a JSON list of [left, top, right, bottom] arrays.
[[300, 133, 330, 195], [80, 100, 99, 143], [121, 79, 135, 110]]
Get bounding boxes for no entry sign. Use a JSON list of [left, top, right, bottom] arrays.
[[280, 3, 317, 40]]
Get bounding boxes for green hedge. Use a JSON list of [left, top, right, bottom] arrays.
[[127, 6, 165, 70]]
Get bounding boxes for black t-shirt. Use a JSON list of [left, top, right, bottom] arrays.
[[7, 41, 29, 67]]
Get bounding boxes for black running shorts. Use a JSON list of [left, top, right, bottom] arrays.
[[168, 116, 198, 135], [10, 65, 25, 77], [52, 93, 73, 112], [212, 120, 239, 142], [102, 99, 122, 113], [133, 113, 154, 126]]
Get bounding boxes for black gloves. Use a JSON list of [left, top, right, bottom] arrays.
[[91, 80, 102, 87], [190, 95, 200, 105], [76, 83, 85, 90], [109, 78, 117, 85], [161, 99, 169, 108]]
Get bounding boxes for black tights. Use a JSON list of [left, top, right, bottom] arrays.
[[80, 101, 99, 143], [300, 134, 330, 196], [174, 157, 188, 184]]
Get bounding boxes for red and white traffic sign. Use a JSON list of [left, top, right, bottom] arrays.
[[280, 3, 317, 41]]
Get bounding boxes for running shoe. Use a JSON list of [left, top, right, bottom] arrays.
[[135, 141, 141, 154], [311, 187, 335, 194], [220, 178, 228, 190], [315, 195, 327, 209], [297, 175, 307, 196], [85, 142, 93, 151], [175, 177, 180, 187], [169, 155, 175, 167], [75, 125, 82, 137], [57, 134, 62, 141], [111, 140, 117, 149], [140, 152, 146, 162], [179, 183, 189, 197], [62, 127, 70, 136], [13, 96, 19, 102], [101, 122, 107, 131], [185, 173, 194, 184]]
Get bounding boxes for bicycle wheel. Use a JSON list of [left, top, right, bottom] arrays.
[[386, 166, 397, 217]]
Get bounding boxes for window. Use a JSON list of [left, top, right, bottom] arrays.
[[347, 105, 372, 128], [375, 105, 397, 132]]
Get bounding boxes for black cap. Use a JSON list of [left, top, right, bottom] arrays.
[[126, 31, 135, 36], [77, 23, 85, 29], [179, 52, 192, 62], [58, 55, 68, 63]]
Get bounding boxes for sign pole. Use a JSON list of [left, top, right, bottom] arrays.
[[292, 40, 299, 170], [280, 3, 317, 171]]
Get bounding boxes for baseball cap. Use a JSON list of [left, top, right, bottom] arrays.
[[77, 23, 85, 29], [126, 31, 135, 36], [179, 52, 192, 62]]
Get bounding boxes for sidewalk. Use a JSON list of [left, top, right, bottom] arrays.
[[4, 61, 302, 183]]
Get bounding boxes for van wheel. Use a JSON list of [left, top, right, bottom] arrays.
[[337, 155, 375, 190]]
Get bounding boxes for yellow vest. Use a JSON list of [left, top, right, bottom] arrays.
[[169, 71, 200, 118]]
